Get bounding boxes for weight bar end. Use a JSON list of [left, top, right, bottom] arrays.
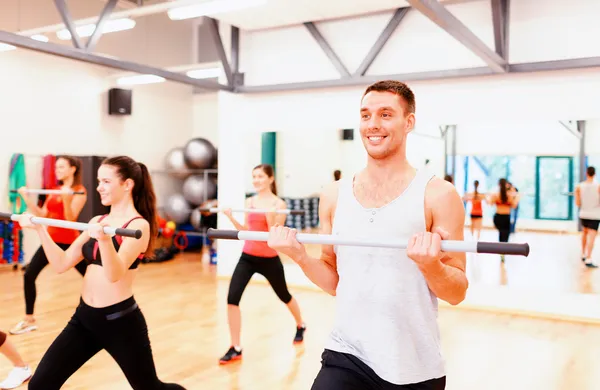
[[207, 228, 240, 240], [290, 210, 305, 216], [477, 242, 530, 257]]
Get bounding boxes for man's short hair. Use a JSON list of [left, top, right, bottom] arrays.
[[588, 166, 596, 177], [363, 80, 416, 115]]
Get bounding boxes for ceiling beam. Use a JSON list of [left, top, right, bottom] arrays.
[[354, 7, 409, 77], [206, 18, 233, 87], [235, 67, 495, 93], [85, 0, 119, 52], [491, 0, 510, 60], [304, 22, 351, 78], [0, 29, 231, 91], [53, 0, 83, 49], [405, 0, 507, 73]]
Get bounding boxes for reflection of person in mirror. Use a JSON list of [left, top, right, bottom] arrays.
[[333, 170, 341, 181], [575, 166, 600, 268], [199, 199, 218, 263]]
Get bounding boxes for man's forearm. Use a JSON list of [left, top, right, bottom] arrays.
[[296, 253, 339, 295], [419, 258, 468, 305]]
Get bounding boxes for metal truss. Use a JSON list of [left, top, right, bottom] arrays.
[[1, 0, 600, 94]]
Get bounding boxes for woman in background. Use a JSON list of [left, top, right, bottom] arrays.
[[11, 155, 88, 335], [218, 163, 306, 365], [0, 331, 32, 389], [488, 178, 519, 261], [463, 180, 486, 240]]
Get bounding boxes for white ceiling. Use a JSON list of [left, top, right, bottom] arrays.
[[0, 0, 483, 35], [206, 0, 482, 31]]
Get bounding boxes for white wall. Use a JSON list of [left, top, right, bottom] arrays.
[[0, 48, 194, 264], [191, 92, 219, 145]]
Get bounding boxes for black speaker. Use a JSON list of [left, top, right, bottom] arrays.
[[76, 156, 110, 222], [108, 88, 132, 115], [340, 128, 354, 140]]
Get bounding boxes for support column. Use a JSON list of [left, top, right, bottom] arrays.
[[261, 132, 277, 172], [577, 120, 586, 231]]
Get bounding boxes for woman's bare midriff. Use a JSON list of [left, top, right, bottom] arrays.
[[81, 264, 137, 308]]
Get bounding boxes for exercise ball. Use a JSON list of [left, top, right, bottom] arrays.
[[163, 193, 192, 224], [164, 147, 191, 179], [183, 138, 217, 169], [182, 175, 217, 206], [190, 208, 202, 230]]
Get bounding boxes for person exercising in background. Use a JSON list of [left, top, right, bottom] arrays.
[[488, 178, 518, 262], [507, 182, 520, 233], [218, 163, 306, 365], [269, 80, 466, 389], [575, 166, 600, 268], [199, 198, 218, 263], [0, 330, 32, 389], [462, 180, 485, 240], [11, 155, 88, 335], [333, 170, 342, 181]]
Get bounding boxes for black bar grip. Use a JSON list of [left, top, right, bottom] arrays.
[[197, 208, 211, 212], [290, 210, 305, 215], [207, 228, 240, 240], [477, 242, 530, 256], [0, 212, 13, 220], [114, 228, 143, 239]]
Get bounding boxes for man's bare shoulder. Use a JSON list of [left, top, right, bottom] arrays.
[[425, 176, 463, 208]]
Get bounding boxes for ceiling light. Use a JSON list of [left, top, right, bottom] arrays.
[[30, 34, 49, 42], [168, 0, 267, 21], [186, 67, 221, 79], [116, 74, 166, 86], [0, 43, 17, 52], [57, 18, 136, 40]]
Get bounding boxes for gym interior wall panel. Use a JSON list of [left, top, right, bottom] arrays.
[[584, 120, 600, 154], [509, 0, 600, 63], [455, 120, 580, 156], [191, 92, 220, 146]]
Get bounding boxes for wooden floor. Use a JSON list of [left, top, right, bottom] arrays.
[[3, 248, 600, 389]]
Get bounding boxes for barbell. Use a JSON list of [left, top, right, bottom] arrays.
[[10, 189, 85, 195], [0, 212, 142, 239], [206, 228, 530, 256], [198, 207, 305, 215]]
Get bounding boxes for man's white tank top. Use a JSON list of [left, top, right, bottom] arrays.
[[579, 181, 600, 220], [325, 169, 445, 385]]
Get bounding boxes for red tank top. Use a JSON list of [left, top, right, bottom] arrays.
[[471, 196, 483, 216], [242, 198, 278, 258], [45, 184, 86, 244]]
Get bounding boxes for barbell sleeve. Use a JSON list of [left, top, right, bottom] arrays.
[[206, 228, 530, 256], [198, 207, 305, 215], [0, 212, 142, 239], [10, 189, 85, 195]]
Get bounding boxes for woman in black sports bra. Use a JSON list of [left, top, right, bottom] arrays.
[[16, 156, 185, 390]]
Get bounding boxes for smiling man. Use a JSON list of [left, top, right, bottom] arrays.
[[267, 80, 468, 390]]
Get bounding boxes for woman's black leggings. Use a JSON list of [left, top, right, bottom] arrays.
[[227, 252, 293, 306], [493, 213, 511, 243], [28, 296, 186, 390], [24, 244, 88, 315]]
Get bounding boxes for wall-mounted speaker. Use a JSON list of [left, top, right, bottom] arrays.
[[340, 128, 354, 141], [108, 88, 132, 115]]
